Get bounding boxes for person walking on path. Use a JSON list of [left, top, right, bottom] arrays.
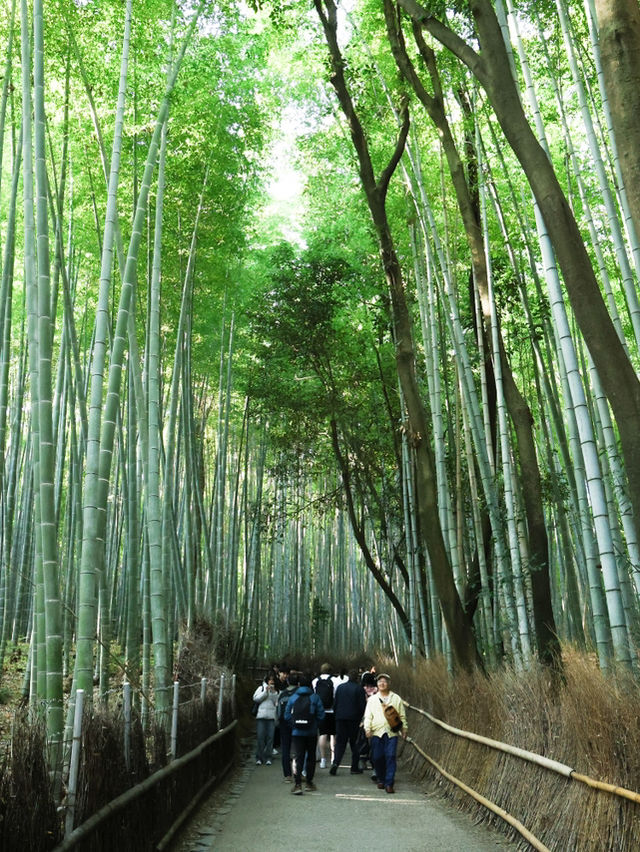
[[313, 662, 336, 768], [253, 674, 279, 765], [273, 663, 290, 752], [358, 670, 378, 769], [276, 671, 299, 782], [363, 673, 407, 794], [284, 672, 325, 795], [330, 668, 367, 776]]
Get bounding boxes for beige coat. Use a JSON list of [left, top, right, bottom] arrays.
[[363, 690, 407, 738]]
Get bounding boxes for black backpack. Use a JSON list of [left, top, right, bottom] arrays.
[[315, 677, 334, 709], [279, 689, 294, 721], [291, 693, 313, 729]]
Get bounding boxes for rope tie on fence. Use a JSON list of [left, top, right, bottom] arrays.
[[407, 703, 640, 804]]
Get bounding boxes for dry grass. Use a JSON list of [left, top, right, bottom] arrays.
[[388, 650, 640, 851], [0, 713, 61, 850], [0, 622, 237, 850]]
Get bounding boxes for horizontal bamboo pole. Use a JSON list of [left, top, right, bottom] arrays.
[[571, 772, 640, 804], [407, 737, 551, 852], [407, 703, 573, 776], [407, 703, 640, 804], [156, 756, 234, 850], [53, 720, 238, 851]]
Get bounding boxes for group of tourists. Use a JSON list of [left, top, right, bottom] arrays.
[[251, 662, 407, 796]]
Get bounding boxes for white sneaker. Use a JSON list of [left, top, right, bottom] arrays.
[[272, 748, 279, 755], [320, 758, 326, 769], [256, 760, 262, 765], [266, 760, 272, 765]]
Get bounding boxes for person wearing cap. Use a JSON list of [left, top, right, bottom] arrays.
[[363, 673, 407, 794]]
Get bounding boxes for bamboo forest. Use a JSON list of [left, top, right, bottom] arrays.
[[3, 0, 640, 807]]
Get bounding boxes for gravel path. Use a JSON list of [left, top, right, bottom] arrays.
[[172, 740, 513, 851]]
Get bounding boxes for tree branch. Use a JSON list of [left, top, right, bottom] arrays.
[[396, 0, 488, 84], [378, 95, 410, 203]]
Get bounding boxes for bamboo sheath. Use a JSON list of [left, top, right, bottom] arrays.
[[407, 737, 551, 852], [407, 703, 640, 804]]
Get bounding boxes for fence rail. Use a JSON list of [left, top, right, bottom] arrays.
[[407, 702, 640, 803], [38, 673, 237, 851], [406, 736, 551, 852], [53, 720, 237, 852], [405, 701, 640, 851]]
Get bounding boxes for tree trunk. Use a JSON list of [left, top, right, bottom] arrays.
[[595, 0, 640, 247], [315, 0, 480, 671], [330, 419, 413, 642], [397, 0, 640, 570], [385, 4, 560, 665]]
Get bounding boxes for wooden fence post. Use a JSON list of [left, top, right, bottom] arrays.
[[217, 674, 225, 730], [123, 682, 132, 772], [64, 689, 84, 838], [231, 674, 237, 719], [170, 682, 180, 760]]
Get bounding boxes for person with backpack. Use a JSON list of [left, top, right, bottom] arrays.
[[329, 668, 367, 776], [363, 673, 407, 794], [272, 662, 290, 754], [284, 672, 325, 795], [277, 671, 299, 782], [313, 662, 335, 768]]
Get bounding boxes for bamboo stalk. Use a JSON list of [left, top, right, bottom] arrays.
[[570, 772, 640, 804]]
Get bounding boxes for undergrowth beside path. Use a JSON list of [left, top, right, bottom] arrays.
[[389, 651, 640, 851]]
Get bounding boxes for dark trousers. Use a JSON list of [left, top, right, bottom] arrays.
[[371, 733, 398, 787], [291, 734, 318, 784], [280, 723, 293, 777], [333, 719, 361, 770], [356, 727, 370, 766]]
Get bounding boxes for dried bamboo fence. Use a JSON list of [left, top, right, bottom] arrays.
[[53, 719, 237, 852], [405, 702, 640, 851], [61, 674, 235, 835], [0, 674, 238, 852]]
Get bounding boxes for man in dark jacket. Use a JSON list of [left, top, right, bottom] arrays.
[[284, 672, 325, 795], [329, 669, 367, 775]]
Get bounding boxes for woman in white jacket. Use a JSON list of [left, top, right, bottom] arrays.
[[253, 674, 279, 765]]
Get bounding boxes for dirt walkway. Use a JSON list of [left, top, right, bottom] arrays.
[[173, 740, 513, 851]]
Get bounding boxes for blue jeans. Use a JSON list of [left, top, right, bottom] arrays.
[[371, 733, 398, 787], [256, 718, 275, 762]]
